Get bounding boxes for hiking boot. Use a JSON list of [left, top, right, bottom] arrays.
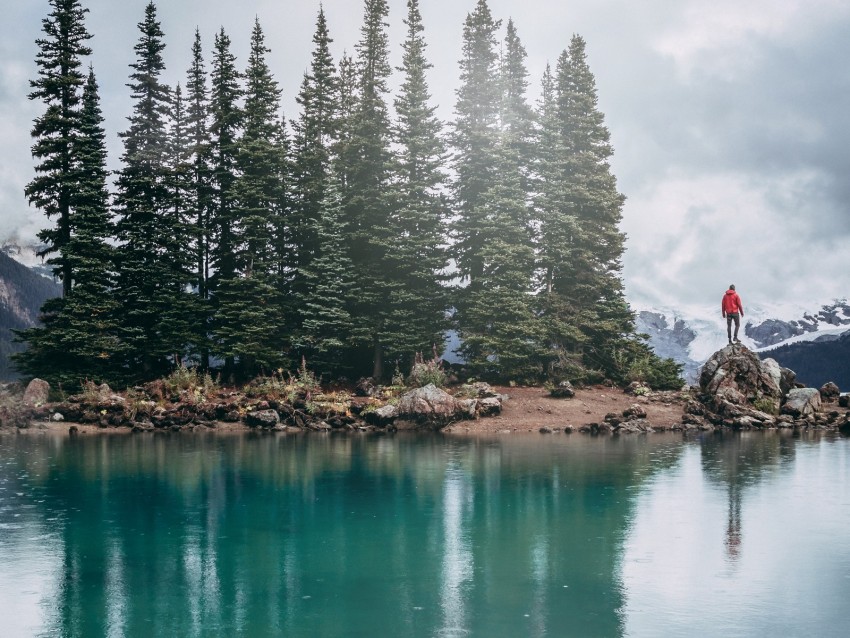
[[734, 338, 741, 344]]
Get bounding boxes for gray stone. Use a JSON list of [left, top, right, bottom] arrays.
[[471, 382, 499, 398], [623, 404, 647, 420], [22, 378, 50, 406], [478, 397, 502, 417], [245, 409, 280, 428], [456, 398, 478, 419], [51, 412, 64, 422], [396, 384, 459, 427], [782, 388, 822, 418], [760, 358, 783, 395], [363, 404, 398, 428], [819, 382, 840, 403], [617, 419, 651, 433], [779, 367, 797, 396], [700, 345, 781, 400], [550, 381, 575, 399]]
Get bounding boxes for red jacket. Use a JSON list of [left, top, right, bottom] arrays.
[[722, 289, 743, 315]]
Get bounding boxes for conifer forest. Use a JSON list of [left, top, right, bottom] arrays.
[[16, 0, 682, 390]]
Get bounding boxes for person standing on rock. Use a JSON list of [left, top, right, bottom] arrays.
[[722, 284, 744, 344]]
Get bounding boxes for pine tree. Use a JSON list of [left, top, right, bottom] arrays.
[[342, 0, 395, 379], [26, 0, 93, 296], [290, 7, 338, 314], [215, 18, 287, 377], [208, 27, 242, 301], [296, 173, 354, 375], [184, 29, 214, 367], [451, 0, 501, 289], [498, 19, 535, 181], [385, 0, 449, 364], [15, 68, 120, 386], [536, 36, 633, 381], [456, 17, 541, 381], [113, 2, 193, 379], [207, 27, 242, 376]]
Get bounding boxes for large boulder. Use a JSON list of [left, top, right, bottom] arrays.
[[819, 382, 840, 403], [699, 345, 782, 413], [550, 381, 575, 399], [22, 379, 50, 406], [782, 388, 822, 418], [245, 409, 280, 428], [396, 384, 458, 428]]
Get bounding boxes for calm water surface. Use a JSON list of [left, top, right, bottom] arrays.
[[0, 430, 847, 637]]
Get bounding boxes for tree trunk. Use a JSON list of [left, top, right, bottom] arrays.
[[372, 337, 383, 381]]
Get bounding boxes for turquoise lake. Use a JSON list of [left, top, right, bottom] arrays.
[[0, 430, 848, 637]]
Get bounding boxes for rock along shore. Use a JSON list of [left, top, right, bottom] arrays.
[[2, 350, 848, 436]]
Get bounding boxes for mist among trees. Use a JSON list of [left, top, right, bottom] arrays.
[[16, 0, 682, 390]]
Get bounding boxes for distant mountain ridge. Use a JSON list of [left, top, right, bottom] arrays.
[[0, 250, 62, 379], [636, 300, 850, 388]]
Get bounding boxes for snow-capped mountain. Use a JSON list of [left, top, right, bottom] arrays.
[[635, 299, 850, 387], [1, 241, 54, 280], [0, 250, 62, 379]]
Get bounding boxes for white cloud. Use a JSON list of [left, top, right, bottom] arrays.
[[653, 0, 850, 79], [622, 168, 850, 307]]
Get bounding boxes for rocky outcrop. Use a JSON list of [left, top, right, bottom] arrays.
[[396, 384, 459, 428], [699, 345, 782, 415], [781, 388, 821, 418], [696, 344, 847, 430]]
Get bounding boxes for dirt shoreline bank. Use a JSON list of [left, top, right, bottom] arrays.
[[12, 385, 688, 435]]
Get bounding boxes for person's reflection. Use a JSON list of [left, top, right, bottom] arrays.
[[702, 433, 794, 566]]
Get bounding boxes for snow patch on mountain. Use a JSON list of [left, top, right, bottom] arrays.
[[634, 299, 850, 384]]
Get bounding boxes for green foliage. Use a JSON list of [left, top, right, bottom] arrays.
[[27, 0, 94, 295], [162, 364, 218, 398], [753, 396, 779, 415], [245, 358, 321, 403], [599, 336, 684, 390], [17, 0, 679, 392], [407, 350, 447, 388]]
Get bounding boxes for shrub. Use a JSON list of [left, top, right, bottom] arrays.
[[408, 349, 447, 388], [627, 356, 684, 391], [162, 365, 218, 398], [752, 396, 779, 415]]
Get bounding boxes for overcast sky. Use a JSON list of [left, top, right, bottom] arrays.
[[2, 0, 849, 310]]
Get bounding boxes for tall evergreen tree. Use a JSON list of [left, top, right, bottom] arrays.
[[207, 27, 242, 376], [342, 0, 395, 379], [456, 17, 541, 380], [451, 0, 501, 289], [113, 2, 193, 379], [290, 7, 339, 315], [386, 0, 449, 363], [536, 36, 633, 380], [215, 18, 287, 377], [498, 19, 535, 180], [208, 27, 242, 303], [26, 0, 93, 296], [295, 173, 354, 375], [15, 68, 120, 386], [183, 29, 214, 367]]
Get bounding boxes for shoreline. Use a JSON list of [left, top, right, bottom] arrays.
[[6, 383, 848, 436]]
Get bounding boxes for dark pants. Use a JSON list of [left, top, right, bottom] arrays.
[[726, 313, 740, 340]]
